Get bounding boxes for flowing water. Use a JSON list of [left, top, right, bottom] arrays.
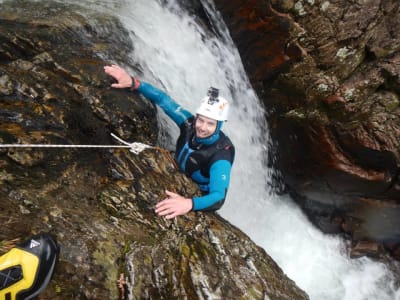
[[3, 0, 400, 299]]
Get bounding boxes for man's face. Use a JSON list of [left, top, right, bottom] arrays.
[[195, 115, 218, 138]]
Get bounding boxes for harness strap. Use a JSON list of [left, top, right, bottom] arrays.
[[176, 142, 194, 172]]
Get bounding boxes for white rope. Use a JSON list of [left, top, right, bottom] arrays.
[[0, 144, 129, 148], [0, 133, 152, 155]]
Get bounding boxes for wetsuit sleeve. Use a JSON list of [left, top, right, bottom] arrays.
[[136, 81, 193, 126], [192, 160, 232, 211]]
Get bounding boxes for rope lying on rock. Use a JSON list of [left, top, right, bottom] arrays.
[[0, 133, 152, 154]]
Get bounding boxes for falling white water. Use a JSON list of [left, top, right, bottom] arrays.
[[22, 0, 400, 299]]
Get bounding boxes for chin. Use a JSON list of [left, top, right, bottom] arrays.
[[196, 132, 209, 139]]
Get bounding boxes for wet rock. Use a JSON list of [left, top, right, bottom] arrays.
[[0, 1, 308, 299], [350, 240, 384, 259], [214, 0, 400, 259]]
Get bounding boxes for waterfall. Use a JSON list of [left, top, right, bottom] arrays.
[[24, 0, 400, 299]]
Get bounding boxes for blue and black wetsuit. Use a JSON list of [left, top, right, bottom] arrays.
[[136, 81, 235, 211]]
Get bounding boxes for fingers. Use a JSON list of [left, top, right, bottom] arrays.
[[165, 190, 178, 197], [111, 83, 124, 88], [154, 191, 192, 219], [104, 64, 121, 72], [155, 199, 177, 219], [155, 197, 173, 213], [111, 64, 122, 70], [155, 192, 179, 218], [103, 65, 116, 75], [104, 65, 132, 88]]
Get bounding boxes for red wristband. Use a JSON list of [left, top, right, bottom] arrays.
[[130, 77, 141, 90]]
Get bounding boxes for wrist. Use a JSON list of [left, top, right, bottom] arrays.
[[189, 198, 195, 211], [130, 76, 140, 90]]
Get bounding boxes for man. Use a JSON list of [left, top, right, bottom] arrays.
[[104, 65, 235, 219]]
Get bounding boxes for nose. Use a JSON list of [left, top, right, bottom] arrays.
[[198, 122, 207, 131]]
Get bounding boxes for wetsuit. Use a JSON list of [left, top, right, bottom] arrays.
[[136, 81, 235, 211]]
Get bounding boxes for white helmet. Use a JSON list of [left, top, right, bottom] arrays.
[[196, 87, 229, 121]]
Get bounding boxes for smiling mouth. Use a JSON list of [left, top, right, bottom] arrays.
[[196, 130, 207, 137]]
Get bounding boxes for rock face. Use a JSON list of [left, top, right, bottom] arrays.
[[0, 2, 308, 299], [213, 0, 400, 259]]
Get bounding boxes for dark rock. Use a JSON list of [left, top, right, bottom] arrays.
[[350, 241, 384, 259], [213, 0, 400, 260]]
